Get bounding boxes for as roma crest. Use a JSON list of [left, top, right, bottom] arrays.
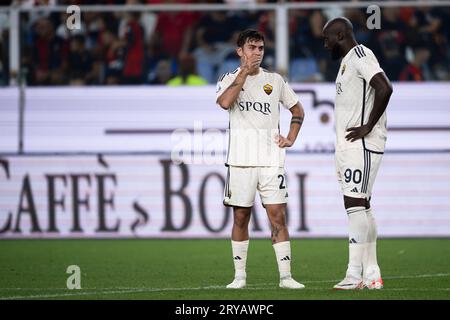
[[263, 84, 273, 95]]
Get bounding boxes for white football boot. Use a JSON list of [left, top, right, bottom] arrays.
[[364, 278, 384, 289], [279, 276, 305, 289], [333, 273, 364, 290], [363, 265, 383, 289], [226, 277, 246, 289]]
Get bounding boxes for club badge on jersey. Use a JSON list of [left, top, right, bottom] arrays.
[[263, 84, 273, 95]]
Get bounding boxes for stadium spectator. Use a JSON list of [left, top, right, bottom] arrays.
[[120, 11, 145, 84], [147, 0, 199, 60], [67, 35, 94, 85], [101, 28, 125, 85], [193, 8, 240, 83], [256, 9, 276, 72], [377, 32, 407, 81], [410, 7, 450, 81], [399, 44, 431, 81], [290, 9, 327, 81], [147, 58, 173, 84], [167, 54, 208, 86], [368, 7, 407, 78], [6, 3, 450, 86], [32, 18, 69, 85]]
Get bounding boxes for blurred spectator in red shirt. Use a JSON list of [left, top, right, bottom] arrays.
[[120, 11, 145, 84], [32, 18, 69, 85], [101, 28, 126, 85], [399, 45, 431, 81], [148, 0, 199, 59]]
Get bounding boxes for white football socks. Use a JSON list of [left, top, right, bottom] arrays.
[[346, 206, 369, 278], [364, 208, 381, 280], [231, 240, 249, 280], [273, 241, 292, 279]]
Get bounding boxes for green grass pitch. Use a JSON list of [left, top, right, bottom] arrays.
[[0, 239, 449, 300]]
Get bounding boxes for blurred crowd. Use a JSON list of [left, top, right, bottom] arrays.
[[0, 0, 449, 86]]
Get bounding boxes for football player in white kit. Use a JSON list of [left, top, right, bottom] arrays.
[[216, 30, 306, 289], [322, 17, 393, 290]]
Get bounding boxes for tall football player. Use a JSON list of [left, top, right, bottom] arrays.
[[322, 17, 393, 290]]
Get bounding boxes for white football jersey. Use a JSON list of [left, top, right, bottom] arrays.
[[216, 67, 299, 167], [334, 44, 387, 153]]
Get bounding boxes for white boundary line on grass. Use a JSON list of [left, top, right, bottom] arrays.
[[1, 272, 449, 300]]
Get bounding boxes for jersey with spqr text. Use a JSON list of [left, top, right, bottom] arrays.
[[216, 68, 299, 167]]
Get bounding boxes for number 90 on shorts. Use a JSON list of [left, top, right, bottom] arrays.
[[335, 148, 383, 199]]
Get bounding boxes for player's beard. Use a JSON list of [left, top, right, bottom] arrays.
[[331, 43, 342, 60]]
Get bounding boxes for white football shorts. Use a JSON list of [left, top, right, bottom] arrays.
[[335, 148, 383, 199], [223, 166, 289, 207]]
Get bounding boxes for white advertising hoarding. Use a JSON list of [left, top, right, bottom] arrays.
[[0, 83, 449, 154], [0, 153, 449, 238]]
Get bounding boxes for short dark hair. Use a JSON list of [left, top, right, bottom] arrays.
[[236, 29, 265, 48]]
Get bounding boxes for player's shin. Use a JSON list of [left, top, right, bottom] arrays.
[[273, 241, 305, 289], [273, 241, 292, 279], [347, 206, 369, 279], [363, 208, 382, 283], [231, 240, 249, 280]]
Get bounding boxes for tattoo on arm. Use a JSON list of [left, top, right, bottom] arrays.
[[223, 79, 242, 94]]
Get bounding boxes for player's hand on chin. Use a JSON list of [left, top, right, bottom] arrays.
[[241, 54, 260, 75], [345, 124, 372, 142], [275, 134, 293, 148]]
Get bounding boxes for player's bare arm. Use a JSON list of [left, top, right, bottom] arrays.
[[276, 102, 305, 148], [346, 72, 393, 142], [216, 54, 261, 110]]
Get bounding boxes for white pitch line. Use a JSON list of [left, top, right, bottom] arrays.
[[1, 272, 449, 300], [2, 286, 450, 300], [2, 272, 449, 290]]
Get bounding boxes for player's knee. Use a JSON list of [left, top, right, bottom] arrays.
[[268, 211, 287, 227], [233, 218, 249, 229], [233, 211, 250, 229]]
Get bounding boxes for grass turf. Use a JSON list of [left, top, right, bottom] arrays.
[[0, 239, 449, 300]]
